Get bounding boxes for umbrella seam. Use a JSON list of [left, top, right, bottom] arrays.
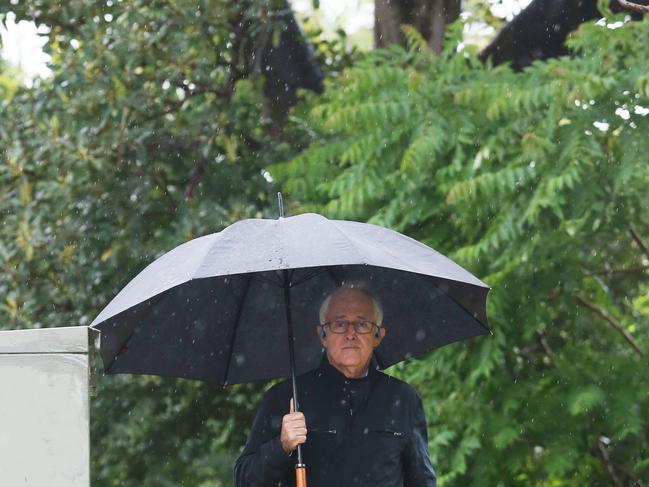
[[337, 220, 489, 288], [319, 219, 367, 265], [102, 292, 167, 373], [333, 221, 436, 279], [430, 278, 492, 334], [222, 274, 254, 386]]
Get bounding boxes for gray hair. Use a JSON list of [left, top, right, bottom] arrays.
[[319, 283, 384, 327]]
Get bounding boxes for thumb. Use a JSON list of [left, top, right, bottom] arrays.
[[290, 397, 294, 414]]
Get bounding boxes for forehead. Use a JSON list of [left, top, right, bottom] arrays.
[[326, 289, 375, 317]]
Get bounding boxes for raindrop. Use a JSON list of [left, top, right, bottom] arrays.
[[633, 105, 649, 116], [593, 121, 609, 132], [615, 107, 631, 120]]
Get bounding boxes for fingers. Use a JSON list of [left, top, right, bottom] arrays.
[[284, 428, 307, 444], [281, 400, 308, 454], [283, 411, 305, 424]]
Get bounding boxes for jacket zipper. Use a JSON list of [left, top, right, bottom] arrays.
[[372, 429, 404, 437], [311, 428, 337, 434]]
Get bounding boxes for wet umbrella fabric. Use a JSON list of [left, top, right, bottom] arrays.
[[91, 213, 490, 386]]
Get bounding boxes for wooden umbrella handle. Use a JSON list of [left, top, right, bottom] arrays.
[[295, 464, 307, 487]]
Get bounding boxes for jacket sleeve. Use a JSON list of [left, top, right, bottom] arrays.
[[403, 393, 437, 487], [234, 388, 294, 487]]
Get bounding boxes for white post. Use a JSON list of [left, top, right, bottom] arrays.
[[0, 326, 92, 487]]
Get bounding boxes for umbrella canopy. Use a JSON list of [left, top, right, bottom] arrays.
[[91, 213, 490, 386]]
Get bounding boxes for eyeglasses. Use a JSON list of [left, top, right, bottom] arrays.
[[322, 319, 378, 335]]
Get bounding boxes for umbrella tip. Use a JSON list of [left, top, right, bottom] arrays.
[[277, 192, 284, 219]]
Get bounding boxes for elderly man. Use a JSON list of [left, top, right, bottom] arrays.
[[234, 285, 437, 487]]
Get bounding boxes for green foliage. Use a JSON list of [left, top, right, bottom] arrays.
[[3, 1, 649, 484], [277, 16, 649, 486], [0, 60, 21, 99], [0, 2, 353, 486]]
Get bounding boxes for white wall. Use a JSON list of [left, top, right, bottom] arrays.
[[0, 327, 91, 487]]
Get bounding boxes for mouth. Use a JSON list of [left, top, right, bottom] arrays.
[[342, 346, 360, 350]]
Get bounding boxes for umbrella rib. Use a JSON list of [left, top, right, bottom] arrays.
[[326, 221, 367, 264], [105, 329, 136, 373], [327, 267, 342, 287], [332, 225, 491, 331], [337, 221, 488, 289], [430, 277, 492, 334], [257, 272, 283, 287], [290, 268, 327, 287], [339, 222, 415, 275], [103, 292, 167, 373], [222, 274, 254, 386]]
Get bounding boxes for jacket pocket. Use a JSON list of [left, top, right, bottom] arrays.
[[361, 427, 407, 484], [303, 428, 337, 483]]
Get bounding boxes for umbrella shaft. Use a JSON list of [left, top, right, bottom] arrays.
[[283, 269, 304, 466]]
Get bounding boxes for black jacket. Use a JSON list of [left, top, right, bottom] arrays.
[[234, 356, 437, 487]]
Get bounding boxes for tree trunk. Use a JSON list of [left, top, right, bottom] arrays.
[[374, 0, 461, 52]]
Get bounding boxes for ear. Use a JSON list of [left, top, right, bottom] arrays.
[[317, 325, 327, 347], [373, 326, 386, 348]]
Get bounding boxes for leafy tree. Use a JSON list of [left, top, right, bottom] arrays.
[[275, 15, 649, 486], [3, 0, 648, 484], [0, 2, 352, 485]]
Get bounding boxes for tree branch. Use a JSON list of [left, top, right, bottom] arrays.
[[184, 138, 214, 199], [630, 225, 649, 260], [136, 99, 187, 124], [131, 86, 229, 125], [536, 329, 556, 366], [617, 0, 649, 13], [583, 266, 649, 276], [575, 294, 645, 358], [591, 438, 648, 487], [594, 439, 624, 487]]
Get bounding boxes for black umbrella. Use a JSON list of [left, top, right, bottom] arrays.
[[90, 209, 490, 485]]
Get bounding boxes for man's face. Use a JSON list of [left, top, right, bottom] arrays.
[[317, 289, 385, 377]]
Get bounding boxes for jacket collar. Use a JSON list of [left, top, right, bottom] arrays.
[[318, 353, 380, 384]]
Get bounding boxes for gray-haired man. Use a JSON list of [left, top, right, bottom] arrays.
[[234, 285, 437, 487]]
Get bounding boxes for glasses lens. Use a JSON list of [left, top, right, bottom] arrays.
[[327, 320, 375, 334], [354, 320, 374, 334], [331, 319, 349, 333]]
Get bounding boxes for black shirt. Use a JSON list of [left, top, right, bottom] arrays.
[[234, 355, 437, 487]]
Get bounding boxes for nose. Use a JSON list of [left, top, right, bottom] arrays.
[[344, 325, 357, 339]]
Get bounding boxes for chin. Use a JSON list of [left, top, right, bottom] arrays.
[[338, 352, 365, 364]]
